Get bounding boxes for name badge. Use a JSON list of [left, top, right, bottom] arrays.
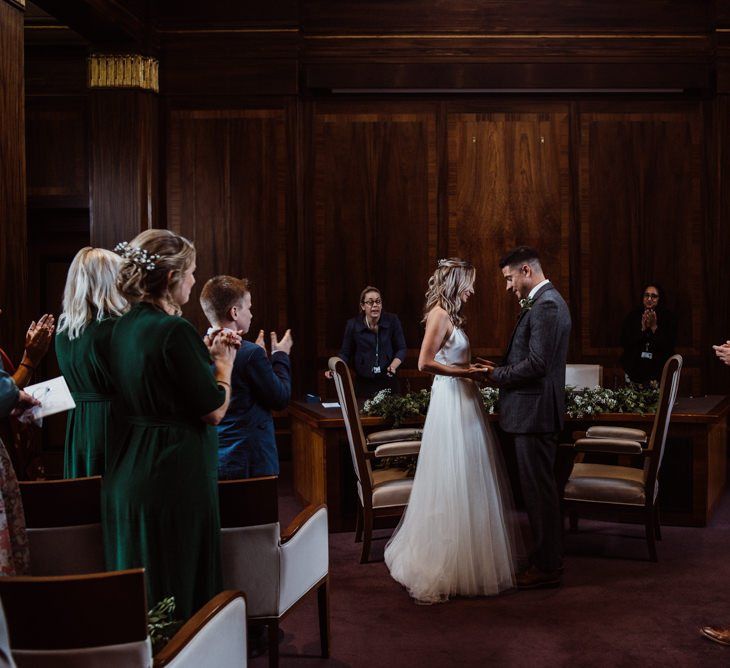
[[372, 366, 381, 374], [641, 351, 653, 360]]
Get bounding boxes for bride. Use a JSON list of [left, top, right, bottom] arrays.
[[384, 258, 523, 604]]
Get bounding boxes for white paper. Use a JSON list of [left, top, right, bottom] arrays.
[[24, 376, 76, 419], [321, 402, 340, 408]]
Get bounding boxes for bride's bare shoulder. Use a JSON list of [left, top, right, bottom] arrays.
[[425, 306, 449, 324]]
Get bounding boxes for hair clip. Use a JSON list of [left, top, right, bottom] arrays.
[[114, 241, 160, 271]]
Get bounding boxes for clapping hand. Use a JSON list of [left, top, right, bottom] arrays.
[[713, 340, 730, 366], [255, 330, 266, 352], [25, 314, 55, 366], [271, 329, 293, 355]]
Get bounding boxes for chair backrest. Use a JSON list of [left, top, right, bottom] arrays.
[[565, 364, 603, 389], [218, 478, 280, 618], [645, 354, 683, 487], [0, 569, 150, 667], [19, 477, 105, 576], [328, 357, 373, 502]]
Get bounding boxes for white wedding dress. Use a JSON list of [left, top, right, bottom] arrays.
[[384, 327, 522, 604]]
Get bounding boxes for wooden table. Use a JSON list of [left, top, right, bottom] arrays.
[[289, 395, 730, 531]]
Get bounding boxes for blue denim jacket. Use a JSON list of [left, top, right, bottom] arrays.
[[0, 359, 19, 419]]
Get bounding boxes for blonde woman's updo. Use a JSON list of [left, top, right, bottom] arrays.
[[116, 229, 195, 316], [423, 258, 475, 328]]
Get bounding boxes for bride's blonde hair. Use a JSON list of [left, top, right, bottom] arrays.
[[423, 258, 475, 328]]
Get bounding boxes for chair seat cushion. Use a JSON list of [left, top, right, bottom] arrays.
[[564, 463, 653, 505], [370, 468, 413, 508], [366, 428, 422, 446], [586, 426, 648, 443]]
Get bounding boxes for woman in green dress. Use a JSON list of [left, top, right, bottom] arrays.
[[56, 247, 127, 478], [103, 229, 238, 620]]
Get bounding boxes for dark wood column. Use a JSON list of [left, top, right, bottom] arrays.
[[88, 54, 160, 249], [0, 0, 28, 361]]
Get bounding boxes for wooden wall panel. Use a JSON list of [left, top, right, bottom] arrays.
[[1, 0, 28, 361], [577, 104, 704, 389], [26, 96, 88, 207], [447, 109, 571, 357], [313, 106, 438, 363], [167, 108, 289, 338]]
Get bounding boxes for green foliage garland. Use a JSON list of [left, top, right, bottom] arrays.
[[362, 385, 659, 425]]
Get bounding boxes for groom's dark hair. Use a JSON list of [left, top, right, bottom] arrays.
[[499, 246, 541, 269]]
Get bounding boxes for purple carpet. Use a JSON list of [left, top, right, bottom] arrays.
[[252, 466, 730, 667]]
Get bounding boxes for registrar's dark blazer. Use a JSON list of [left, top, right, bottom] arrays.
[[491, 282, 572, 435]]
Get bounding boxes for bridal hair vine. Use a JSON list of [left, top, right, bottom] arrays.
[[437, 258, 449, 267], [114, 241, 160, 271]]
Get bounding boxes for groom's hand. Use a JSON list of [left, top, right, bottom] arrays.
[[476, 357, 497, 367]]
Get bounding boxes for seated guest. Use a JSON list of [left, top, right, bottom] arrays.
[[200, 276, 292, 479], [0, 310, 55, 479], [619, 283, 676, 386], [56, 247, 128, 477], [325, 286, 407, 399], [103, 230, 239, 620]]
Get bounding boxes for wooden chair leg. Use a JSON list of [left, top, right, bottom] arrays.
[[654, 505, 662, 541], [317, 578, 330, 658], [360, 508, 374, 563], [645, 514, 658, 562], [569, 509, 579, 533], [267, 619, 279, 668], [355, 505, 363, 543]]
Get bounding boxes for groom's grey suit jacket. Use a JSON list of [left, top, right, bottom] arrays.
[[491, 282, 571, 434]]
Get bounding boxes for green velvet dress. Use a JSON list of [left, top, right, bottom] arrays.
[[102, 303, 226, 619], [56, 319, 118, 478]]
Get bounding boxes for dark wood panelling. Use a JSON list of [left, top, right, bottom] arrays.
[[313, 105, 438, 362], [90, 89, 159, 249], [161, 34, 299, 96], [26, 96, 88, 207], [167, 108, 289, 338], [301, 1, 711, 34], [156, 0, 298, 29], [1, 0, 28, 361], [447, 108, 571, 357], [24, 45, 88, 95], [577, 104, 704, 390]]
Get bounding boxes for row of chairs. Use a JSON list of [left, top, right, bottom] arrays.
[[329, 354, 683, 564], [1, 476, 329, 668]]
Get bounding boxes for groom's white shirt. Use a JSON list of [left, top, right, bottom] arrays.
[[528, 279, 550, 300]]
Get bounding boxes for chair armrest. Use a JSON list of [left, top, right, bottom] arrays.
[[281, 504, 328, 544], [154, 591, 247, 667], [366, 428, 422, 446], [574, 438, 644, 455], [374, 441, 421, 457], [586, 426, 647, 443]]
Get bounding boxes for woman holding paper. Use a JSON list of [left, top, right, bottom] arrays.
[[103, 229, 238, 620], [56, 248, 128, 477]]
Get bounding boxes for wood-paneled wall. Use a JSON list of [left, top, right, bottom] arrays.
[[20, 0, 730, 403]]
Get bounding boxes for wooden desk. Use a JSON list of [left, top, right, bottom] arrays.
[[289, 395, 730, 531]]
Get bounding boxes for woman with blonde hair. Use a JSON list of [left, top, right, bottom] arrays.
[[385, 258, 523, 604], [56, 247, 127, 477], [103, 229, 239, 620]]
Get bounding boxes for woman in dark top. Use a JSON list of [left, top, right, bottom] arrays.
[[327, 286, 407, 398], [620, 283, 677, 385]]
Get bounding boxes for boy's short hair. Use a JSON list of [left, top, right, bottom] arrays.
[[200, 275, 249, 325]]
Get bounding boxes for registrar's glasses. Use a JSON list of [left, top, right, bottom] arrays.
[[362, 299, 382, 306], [643, 292, 659, 299]]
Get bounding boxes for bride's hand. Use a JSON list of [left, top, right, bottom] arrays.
[[463, 365, 490, 382]]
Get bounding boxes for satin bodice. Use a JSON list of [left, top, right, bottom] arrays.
[[434, 327, 470, 367]]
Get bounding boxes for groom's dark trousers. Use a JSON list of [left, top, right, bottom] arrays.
[[491, 282, 571, 574]]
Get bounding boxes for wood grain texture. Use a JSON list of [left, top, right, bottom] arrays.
[[167, 107, 289, 338], [312, 105, 438, 360], [577, 104, 705, 374], [89, 89, 159, 250], [26, 96, 88, 207], [447, 108, 571, 356], [0, 0, 28, 361]]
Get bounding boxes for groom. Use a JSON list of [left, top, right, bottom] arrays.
[[484, 246, 571, 589]]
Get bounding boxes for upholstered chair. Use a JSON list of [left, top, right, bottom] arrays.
[[219, 476, 329, 668], [328, 356, 420, 563], [563, 354, 682, 561], [19, 476, 105, 575], [0, 569, 248, 667]]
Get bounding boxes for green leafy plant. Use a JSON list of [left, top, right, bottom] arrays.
[[148, 596, 182, 654]]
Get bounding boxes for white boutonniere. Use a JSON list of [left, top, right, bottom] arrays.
[[519, 297, 535, 313]]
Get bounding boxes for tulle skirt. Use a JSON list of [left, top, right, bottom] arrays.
[[384, 375, 523, 604]]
